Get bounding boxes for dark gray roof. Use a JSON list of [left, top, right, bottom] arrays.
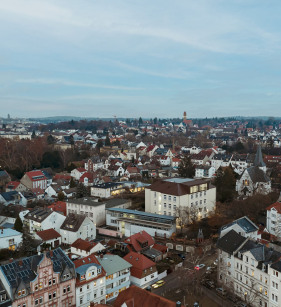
[[61, 213, 86, 232], [24, 207, 53, 222], [217, 230, 247, 254], [103, 198, 131, 209], [254, 145, 266, 167], [246, 166, 270, 183], [0, 171, 9, 179], [68, 198, 104, 207], [220, 216, 258, 234], [0, 191, 19, 202]]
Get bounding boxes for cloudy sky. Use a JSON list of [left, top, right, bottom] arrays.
[[1, 0, 281, 118]]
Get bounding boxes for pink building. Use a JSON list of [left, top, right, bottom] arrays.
[[0, 248, 76, 307]]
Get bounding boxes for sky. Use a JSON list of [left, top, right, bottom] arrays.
[[0, 0, 281, 119]]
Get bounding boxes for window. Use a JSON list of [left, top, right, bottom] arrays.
[[35, 284, 38, 291], [35, 299, 39, 306], [164, 195, 167, 200], [53, 292, 56, 298], [168, 204, 171, 209], [173, 197, 176, 202], [164, 211, 166, 215], [49, 279, 52, 286], [67, 286, 70, 292], [168, 196, 171, 201], [39, 297, 43, 304], [80, 287, 83, 293], [53, 278, 56, 284], [49, 293, 52, 300], [63, 288, 66, 294], [80, 297, 83, 305]]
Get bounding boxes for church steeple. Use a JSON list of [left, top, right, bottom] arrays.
[[254, 145, 266, 171]]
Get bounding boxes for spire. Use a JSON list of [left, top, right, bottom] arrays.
[[254, 145, 265, 167]]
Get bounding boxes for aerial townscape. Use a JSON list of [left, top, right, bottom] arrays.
[[1, 1, 281, 307], [0, 113, 281, 307]]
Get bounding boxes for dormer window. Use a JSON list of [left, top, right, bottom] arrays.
[[98, 269, 101, 274], [81, 274, 85, 280]]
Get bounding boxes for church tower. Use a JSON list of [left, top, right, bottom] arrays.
[[254, 145, 266, 172], [183, 111, 187, 121]]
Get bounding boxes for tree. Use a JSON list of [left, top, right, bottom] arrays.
[[76, 183, 89, 198], [47, 134, 55, 145], [138, 117, 143, 125], [105, 136, 111, 146], [96, 139, 103, 150], [178, 155, 195, 178], [57, 191, 65, 201], [69, 177, 76, 188], [215, 166, 236, 202], [14, 217, 23, 232], [69, 135, 74, 145]]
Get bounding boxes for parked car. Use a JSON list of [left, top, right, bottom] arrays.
[[216, 288, 227, 296], [152, 280, 166, 289], [177, 253, 186, 260], [195, 264, 205, 270]]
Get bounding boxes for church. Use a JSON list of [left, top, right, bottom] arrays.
[[236, 145, 271, 197]]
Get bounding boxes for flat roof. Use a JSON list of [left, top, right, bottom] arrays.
[[164, 178, 194, 183], [106, 208, 175, 221]]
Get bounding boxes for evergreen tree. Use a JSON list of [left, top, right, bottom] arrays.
[[138, 117, 143, 125], [69, 177, 76, 188], [178, 155, 195, 178], [215, 166, 236, 202], [105, 136, 111, 146], [14, 217, 23, 232], [31, 130, 36, 139]]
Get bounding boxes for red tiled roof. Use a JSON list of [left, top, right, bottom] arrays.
[[114, 285, 183, 307], [26, 170, 47, 181], [123, 252, 155, 278], [6, 181, 20, 190], [31, 188, 45, 195], [48, 201, 67, 216], [266, 202, 281, 214], [71, 238, 98, 252], [153, 243, 168, 253], [79, 172, 97, 183], [36, 228, 61, 241], [124, 231, 155, 252], [53, 173, 71, 180], [76, 167, 87, 172]]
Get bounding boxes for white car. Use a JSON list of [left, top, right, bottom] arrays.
[[195, 264, 205, 270]]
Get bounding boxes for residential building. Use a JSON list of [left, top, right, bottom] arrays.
[[123, 252, 158, 288], [0, 228, 22, 251], [60, 213, 96, 245], [74, 254, 106, 306], [0, 191, 21, 206], [145, 178, 216, 223], [91, 182, 125, 198], [70, 238, 105, 257], [34, 228, 62, 250], [98, 254, 131, 302], [23, 207, 66, 235], [195, 165, 216, 179], [266, 200, 281, 237], [66, 198, 106, 226], [20, 170, 48, 190], [220, 216, 261, 240], [70, 168, 87, 181], [106, 208, 176, 238], [0, 248, 76, 307], [217, 229, 281, 307]]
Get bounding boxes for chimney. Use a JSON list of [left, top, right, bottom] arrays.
[[19, 260, 23, 267], [9, 258, 13, 263]]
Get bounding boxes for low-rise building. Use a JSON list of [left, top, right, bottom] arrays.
[[266, 201, 281, 237], [60, 213, 96, 245], [23, 207, 66, 235], [123, 252, 158, 288], [74, 255, 106, 306], [91, 182, 125, 198], [0, 228, 22, 251], [0, 248, 76, 307], [106, 208, 176, 238], [70, 238, 105, 257], [23, 208, 66, 235], [34, 228, 62, 250], [98, 254, 131, 301]]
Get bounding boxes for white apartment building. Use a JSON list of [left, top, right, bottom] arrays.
[[67, 198, 106, 226], [220, 216, 261, 240], [266, 201, 281, 237], [23, 207, 66, 235], [217, 229, 281, 307], [74, 255, 106, 306], [60, 213, 96, 245], [98, 254, 131, 301], [145, 178, 216, 223], [0, 228, 22, 251]]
